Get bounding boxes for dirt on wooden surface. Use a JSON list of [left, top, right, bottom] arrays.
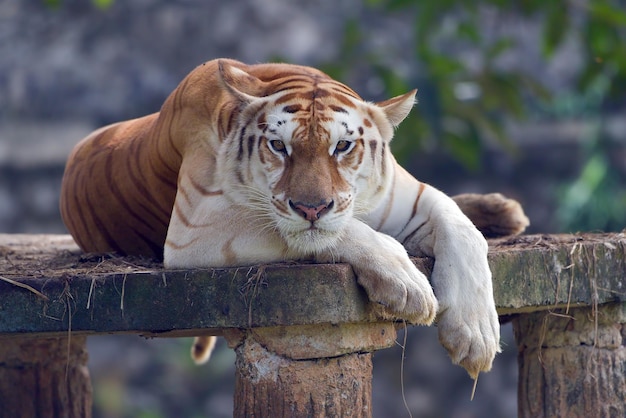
[[488, 231, 626, 252], [1, 232, 625, 280], [0, 234, 161, 279]]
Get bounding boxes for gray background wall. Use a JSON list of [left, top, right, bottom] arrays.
[[3, 1, 624, 417]]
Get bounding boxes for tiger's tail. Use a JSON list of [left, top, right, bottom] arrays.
[[191, 336, 217, 365], [452, 193, 529, 238]]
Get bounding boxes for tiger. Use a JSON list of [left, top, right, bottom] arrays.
[[60, 58, 528, 379]]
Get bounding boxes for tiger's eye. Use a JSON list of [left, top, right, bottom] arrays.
[[335, 140, 351, 153], [270, 140, 286, 153]]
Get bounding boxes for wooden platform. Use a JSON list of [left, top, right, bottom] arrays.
[[1, 233, 625, 337]]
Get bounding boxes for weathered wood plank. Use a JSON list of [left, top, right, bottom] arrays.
[[490, 234, 626, 314], [1, 233, 625, 338], [0, 264, 377, 338]]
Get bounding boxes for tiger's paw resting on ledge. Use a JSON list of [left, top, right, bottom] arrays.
[[60, 58, 528, 378]]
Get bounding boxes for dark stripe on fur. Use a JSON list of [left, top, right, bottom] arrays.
[[247, 134, 256, 159], [398, 182, 426, 235], [329, 104, 348, 114], [105, 154, 161, 248], [147, 155, 178, 190], [282, 104, 302, 113], [368, 140, 377, 165], [83, 187, 123, 254], [237, 127, 247, 161], [380, 143, 386, 178]]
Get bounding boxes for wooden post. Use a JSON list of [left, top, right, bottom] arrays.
[[0, 336, 92, 418], [224, 322, 397, 418], [513, 303, 626, 418]]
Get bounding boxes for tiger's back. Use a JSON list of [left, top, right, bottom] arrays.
[[60, 114, 172, 257]]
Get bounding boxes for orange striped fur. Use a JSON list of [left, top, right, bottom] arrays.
[[60, 59, 527, 377]]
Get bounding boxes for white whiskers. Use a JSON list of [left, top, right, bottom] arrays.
[[232, 183, 350, 256], [232, 185, 278, 238]]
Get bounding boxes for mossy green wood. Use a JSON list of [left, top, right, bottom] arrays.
[[0, 264, 374, 338], [491, 239, 626, 314], [1, 234, 625, 338]]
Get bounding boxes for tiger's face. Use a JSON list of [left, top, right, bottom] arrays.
[[216, 63, 415, 255]]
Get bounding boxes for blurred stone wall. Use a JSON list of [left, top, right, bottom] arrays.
[[2, 0, 607, 235], [2, 1, 604, 417], [1, 0, 391, 124], [1, 0, 412, 234]]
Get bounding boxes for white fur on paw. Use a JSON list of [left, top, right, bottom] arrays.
[[437, 310, 501, 379], [355, 236, 438, 325]]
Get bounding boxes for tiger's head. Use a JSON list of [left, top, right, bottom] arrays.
[[215, 61, 416, 255]]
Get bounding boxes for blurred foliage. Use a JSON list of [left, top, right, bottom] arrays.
[[553, 85, 626, 232], [90, 337, 235, 418], [41, 0, 626, 230], [324, 0, 625, 163], [43, 0, 114, 9], [322, 0, 626, 232], [322, 2, 543, 168], [558, 150, 626, 232]]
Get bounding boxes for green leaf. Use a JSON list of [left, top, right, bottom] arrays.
[[344, 19, 362, 50], [373, 66, 409, 96], [43, 0, 61, 8], [561, 153, 608, 210], [577, 62, 604, 93], [456, 21, 482, 44], [476, 73, 526, 118], [425, 54, 465, 77], [414, 2, 448, 50], [390, 117, 430, 163], [442, 119, 482, 171], [486, 37, 515, 60], [589, 2, 626, 27], [542, 2, 570, 58], [93, 0, 114, 9], [519, 74, 552, 102], [387, 0, 419, 11], [453, 103, 511, 148], [588, 21, 617, 57]]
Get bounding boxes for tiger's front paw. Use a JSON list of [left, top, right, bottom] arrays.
[[353, 234, 438, 325], [437, 304, 501, 379]]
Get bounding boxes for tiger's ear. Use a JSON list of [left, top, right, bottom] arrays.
[[218, 60, 268, 103], [376, 89, 417, 127]]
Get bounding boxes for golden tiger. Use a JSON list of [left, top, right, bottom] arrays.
[[60, 58, 528, 378]]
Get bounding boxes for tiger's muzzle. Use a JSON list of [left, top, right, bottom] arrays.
[[288, 199, 334, 222]]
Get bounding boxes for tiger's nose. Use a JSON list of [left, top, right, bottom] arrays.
[[289, 199, 334, 222]]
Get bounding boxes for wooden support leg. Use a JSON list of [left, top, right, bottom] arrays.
[[513, 303, 626, 418], [0, 336, 92, 418], [224, 322, 397, 418]]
